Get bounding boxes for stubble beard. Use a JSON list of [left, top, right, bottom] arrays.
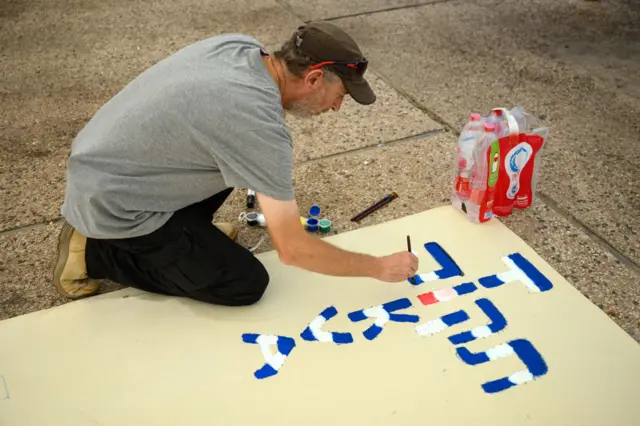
[[284, 88, 326, 118]]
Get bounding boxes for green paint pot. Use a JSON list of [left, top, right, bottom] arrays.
[[319, 219, 331, 233]]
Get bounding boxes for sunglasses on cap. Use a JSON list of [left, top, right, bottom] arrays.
[[309, 60, 368, 76]]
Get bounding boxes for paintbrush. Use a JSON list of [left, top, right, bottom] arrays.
[[407, 235, 415, 284]]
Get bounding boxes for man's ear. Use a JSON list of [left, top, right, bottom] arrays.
[[304, 69, 325, 89]]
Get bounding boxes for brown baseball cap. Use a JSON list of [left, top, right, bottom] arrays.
[[294, 20, 376, 105]]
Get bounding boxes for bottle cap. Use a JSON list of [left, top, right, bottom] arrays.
[[484, 123, 496, 132], [470, 113, 481, 121], [309, 204, 321, 217]]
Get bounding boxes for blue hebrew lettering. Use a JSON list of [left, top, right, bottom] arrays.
[[301, 306, 354, 345], [408, 242, 464, 285], [416, 309, 470, 336], [479, 253, 553, 293], [242, 333, 296, 379], [348, 298, 420, 340], [454, 283, 478, 296], [456, 339, 548, 393], [448, 298, 507, 345]]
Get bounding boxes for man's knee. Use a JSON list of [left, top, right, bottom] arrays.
[[192, 257, 270, 306], [232, 259, 270, 305]]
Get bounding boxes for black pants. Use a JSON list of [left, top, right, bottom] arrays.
[[85, 188, 269, 306]]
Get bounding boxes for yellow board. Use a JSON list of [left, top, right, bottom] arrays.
[[1, 205, 639, 425]]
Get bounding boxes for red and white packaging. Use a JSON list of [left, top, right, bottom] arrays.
[[492, 108, 548, 217], [451, 106, 549, 222]]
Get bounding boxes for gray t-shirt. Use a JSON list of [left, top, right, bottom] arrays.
[[61, 34, 294, 239]]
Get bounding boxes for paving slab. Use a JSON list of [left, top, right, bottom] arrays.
[[287, 72, 439, 162], [329, 0, 640, 265], [277, 0, 430, 21], [0, 0, 437, 232]]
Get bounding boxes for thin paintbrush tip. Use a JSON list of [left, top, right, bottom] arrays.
[[407, 235, 414, 284]]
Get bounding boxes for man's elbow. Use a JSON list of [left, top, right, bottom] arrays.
[[278, 249, 296, 266], [269, 222, 308, 267], [275, 238, 303, 266]]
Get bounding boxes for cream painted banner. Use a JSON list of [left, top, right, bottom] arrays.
[[1, 206, 639, 425]]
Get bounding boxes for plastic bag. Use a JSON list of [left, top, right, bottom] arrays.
[[451, 106, 549, 223]]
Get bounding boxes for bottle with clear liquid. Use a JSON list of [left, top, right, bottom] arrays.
[[488, 109, 507, 137], [455, 113, 484, 200], [459, 122, 499, 223], [470, 123, 498, 194]]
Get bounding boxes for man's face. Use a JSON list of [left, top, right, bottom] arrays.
[[285, 71, 347, 118]]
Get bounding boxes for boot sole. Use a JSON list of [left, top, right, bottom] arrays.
[[52, 222, 92, 299], [214, 223, 238, 241]]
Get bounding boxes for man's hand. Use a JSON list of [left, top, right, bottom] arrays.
[[256, 192, 419, 282], [375, 251, 419, 282]]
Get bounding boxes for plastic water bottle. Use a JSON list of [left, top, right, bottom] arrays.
[[455, 113, 484, 200], [467, 123, 496, 196], [462, 122, 499, 221], [489, 109, 506, 137]]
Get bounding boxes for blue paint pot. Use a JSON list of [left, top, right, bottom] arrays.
[[306, 218, 319, 232], [309, 204, 321, 217]]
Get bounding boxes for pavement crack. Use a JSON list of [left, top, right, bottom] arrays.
[[0, 219, 62, 237], [371, 70, 459, 135], [537, 192, 640, 275], [296, 128, 446, 165], [310, 0, 460, 22]]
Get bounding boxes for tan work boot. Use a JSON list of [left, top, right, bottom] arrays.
[[51, 222, 101, 299], [214, 222, 238, 241]]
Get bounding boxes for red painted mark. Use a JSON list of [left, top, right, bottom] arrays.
[[418, 292, 438, 305]]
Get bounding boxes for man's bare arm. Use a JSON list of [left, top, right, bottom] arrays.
[[257, 193, 418, 282]]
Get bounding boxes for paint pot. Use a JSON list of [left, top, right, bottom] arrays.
[[306, 218, 319, 232], [309, 204, 321, 218], [245, 212, 260, 227], [319, 219, 331, 233], [245, 212, 266, 227], [300, 217, 307, 228]]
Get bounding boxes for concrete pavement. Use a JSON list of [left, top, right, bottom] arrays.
[[1, 0, 638, 339], [322, 0, 640, 264]]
